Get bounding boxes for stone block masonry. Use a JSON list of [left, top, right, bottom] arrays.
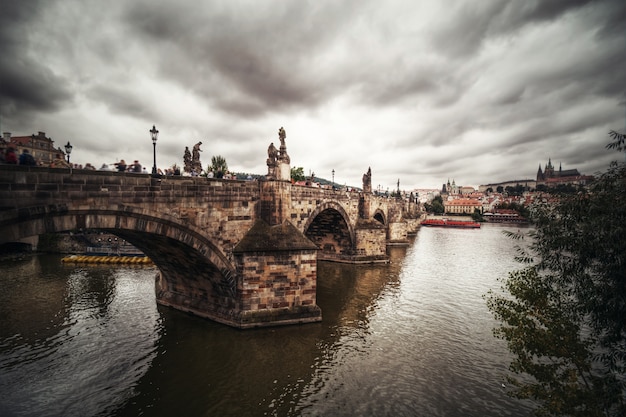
[[233, 220, 322, 327]]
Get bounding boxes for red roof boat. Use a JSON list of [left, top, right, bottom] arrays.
[[421, 218, 481, 228]]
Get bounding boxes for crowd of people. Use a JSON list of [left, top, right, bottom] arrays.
[[1, 147, 252, 181], [0, 147, 189, 177], [0, 147, 37, 166]]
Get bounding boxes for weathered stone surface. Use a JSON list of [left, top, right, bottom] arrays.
[[0, 165, 419, 327], [233, 220, 318, 252]]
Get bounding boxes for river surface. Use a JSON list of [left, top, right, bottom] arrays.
[[0, 224, 535, 417]]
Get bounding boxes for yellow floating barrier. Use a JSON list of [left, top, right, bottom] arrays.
[[61, 254, 153, 266]]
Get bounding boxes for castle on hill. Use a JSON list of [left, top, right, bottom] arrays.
[[536, 158, 579, 181], [478, 158, 593, 192], [536, 158, 592, 187]]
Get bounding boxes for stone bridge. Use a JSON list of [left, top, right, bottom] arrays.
[[0, 146, 419, 328]]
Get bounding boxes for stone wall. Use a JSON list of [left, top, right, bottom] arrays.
[[234, 249, 321, 327], [354, 220, 388, 262]]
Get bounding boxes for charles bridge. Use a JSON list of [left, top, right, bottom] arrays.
[[0, 132, 421, 328]]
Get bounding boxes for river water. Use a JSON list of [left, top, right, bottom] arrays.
[[0, 224, 535, 417]]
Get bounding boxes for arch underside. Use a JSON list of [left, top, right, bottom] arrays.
[[304, 207, 354, 262], [1, 208, 238, 321]]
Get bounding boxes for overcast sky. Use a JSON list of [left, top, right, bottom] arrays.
[[1, 0, 625, 190]]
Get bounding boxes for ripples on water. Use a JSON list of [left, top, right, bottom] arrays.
[[288, 225, 533, 417], [0, 225, 535, 417], [0, 260, 161, 417]]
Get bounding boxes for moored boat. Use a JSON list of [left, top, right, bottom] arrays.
[[421, 218, 481, 228]]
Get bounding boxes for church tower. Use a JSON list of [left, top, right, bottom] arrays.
[[544, 158, 555, 178]]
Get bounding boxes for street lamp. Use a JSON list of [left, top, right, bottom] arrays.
[[64, 141, 73, 163], [150, 125, 159, 175], [332, 169, 335, 189]]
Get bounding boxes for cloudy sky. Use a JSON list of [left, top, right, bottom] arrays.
[[1, 0, 625, 190]]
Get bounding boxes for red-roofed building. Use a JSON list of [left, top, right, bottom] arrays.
[[443, 198, 482, 214], [2, 131, 65, 166]]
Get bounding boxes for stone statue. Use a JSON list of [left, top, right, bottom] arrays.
[[191, 141, 203, 173], [267, 127, 291, 180], [267, 142, 278, 165], [278, 127, 286, 148], [277, 126, 290, 164], [183, 146, 192, 173], [362, 167, 372, 194]]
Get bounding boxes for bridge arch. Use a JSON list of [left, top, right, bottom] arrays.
[[373, 209, 386, 225], [302, 201, 355, 261], [1, 204, 238, 321]]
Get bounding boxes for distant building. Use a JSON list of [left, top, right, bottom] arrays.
[[2, 132, 65, 166], [536, 158, 593, 187], [443, 198, 482, 215], [442, 178, 459, 195]]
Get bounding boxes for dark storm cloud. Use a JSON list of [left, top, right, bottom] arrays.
[[431, 0, 595, 58], [122, 1, 364, 117], [2, 0, 624, 189], [0, 0, 73, 119]]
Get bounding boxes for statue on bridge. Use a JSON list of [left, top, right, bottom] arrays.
[[267, 127, 291, 180], [191, 141, 203, 174], [267, 142, 278, 166], [362, 167, 372, 194], [183, 146, 192, 173], [277, 126, 290, 164], [278, 127, 286, 147]]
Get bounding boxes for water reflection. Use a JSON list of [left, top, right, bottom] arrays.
[[0, 256, 69, 345], [0, 257, 161, 417], [0, 226, 534, 417]]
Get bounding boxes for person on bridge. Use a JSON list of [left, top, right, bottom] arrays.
[[130, 160, 142, 173], [114, 160, 127, 172], [4, 147, 17, 164], [19, 149, 36, 166]]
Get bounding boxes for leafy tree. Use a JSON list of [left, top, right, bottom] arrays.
[[497, 202, 530, 219], [471, 208, 484, 222], [291, 166, 305, 182], [486, 132, 626, 417], [505, 184, 526, 196], [424, 195, 444, 214], [208, 155, 228, 178]]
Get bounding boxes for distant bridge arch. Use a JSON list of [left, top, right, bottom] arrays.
[[303, 201, 355, 260], [373, 209, 386, 225]]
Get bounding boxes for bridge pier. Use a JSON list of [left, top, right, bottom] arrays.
[[352, 219, 388, 263], [230, 174, 322, 327], [231, 220, 321, 328]]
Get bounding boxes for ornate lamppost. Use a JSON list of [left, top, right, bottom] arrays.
[[150, 125, 159, 176], [332, 169, 335, 189], [64, 141, 73, 163]]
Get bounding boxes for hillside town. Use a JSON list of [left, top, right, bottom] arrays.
[[410, 159, 594, 223]]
